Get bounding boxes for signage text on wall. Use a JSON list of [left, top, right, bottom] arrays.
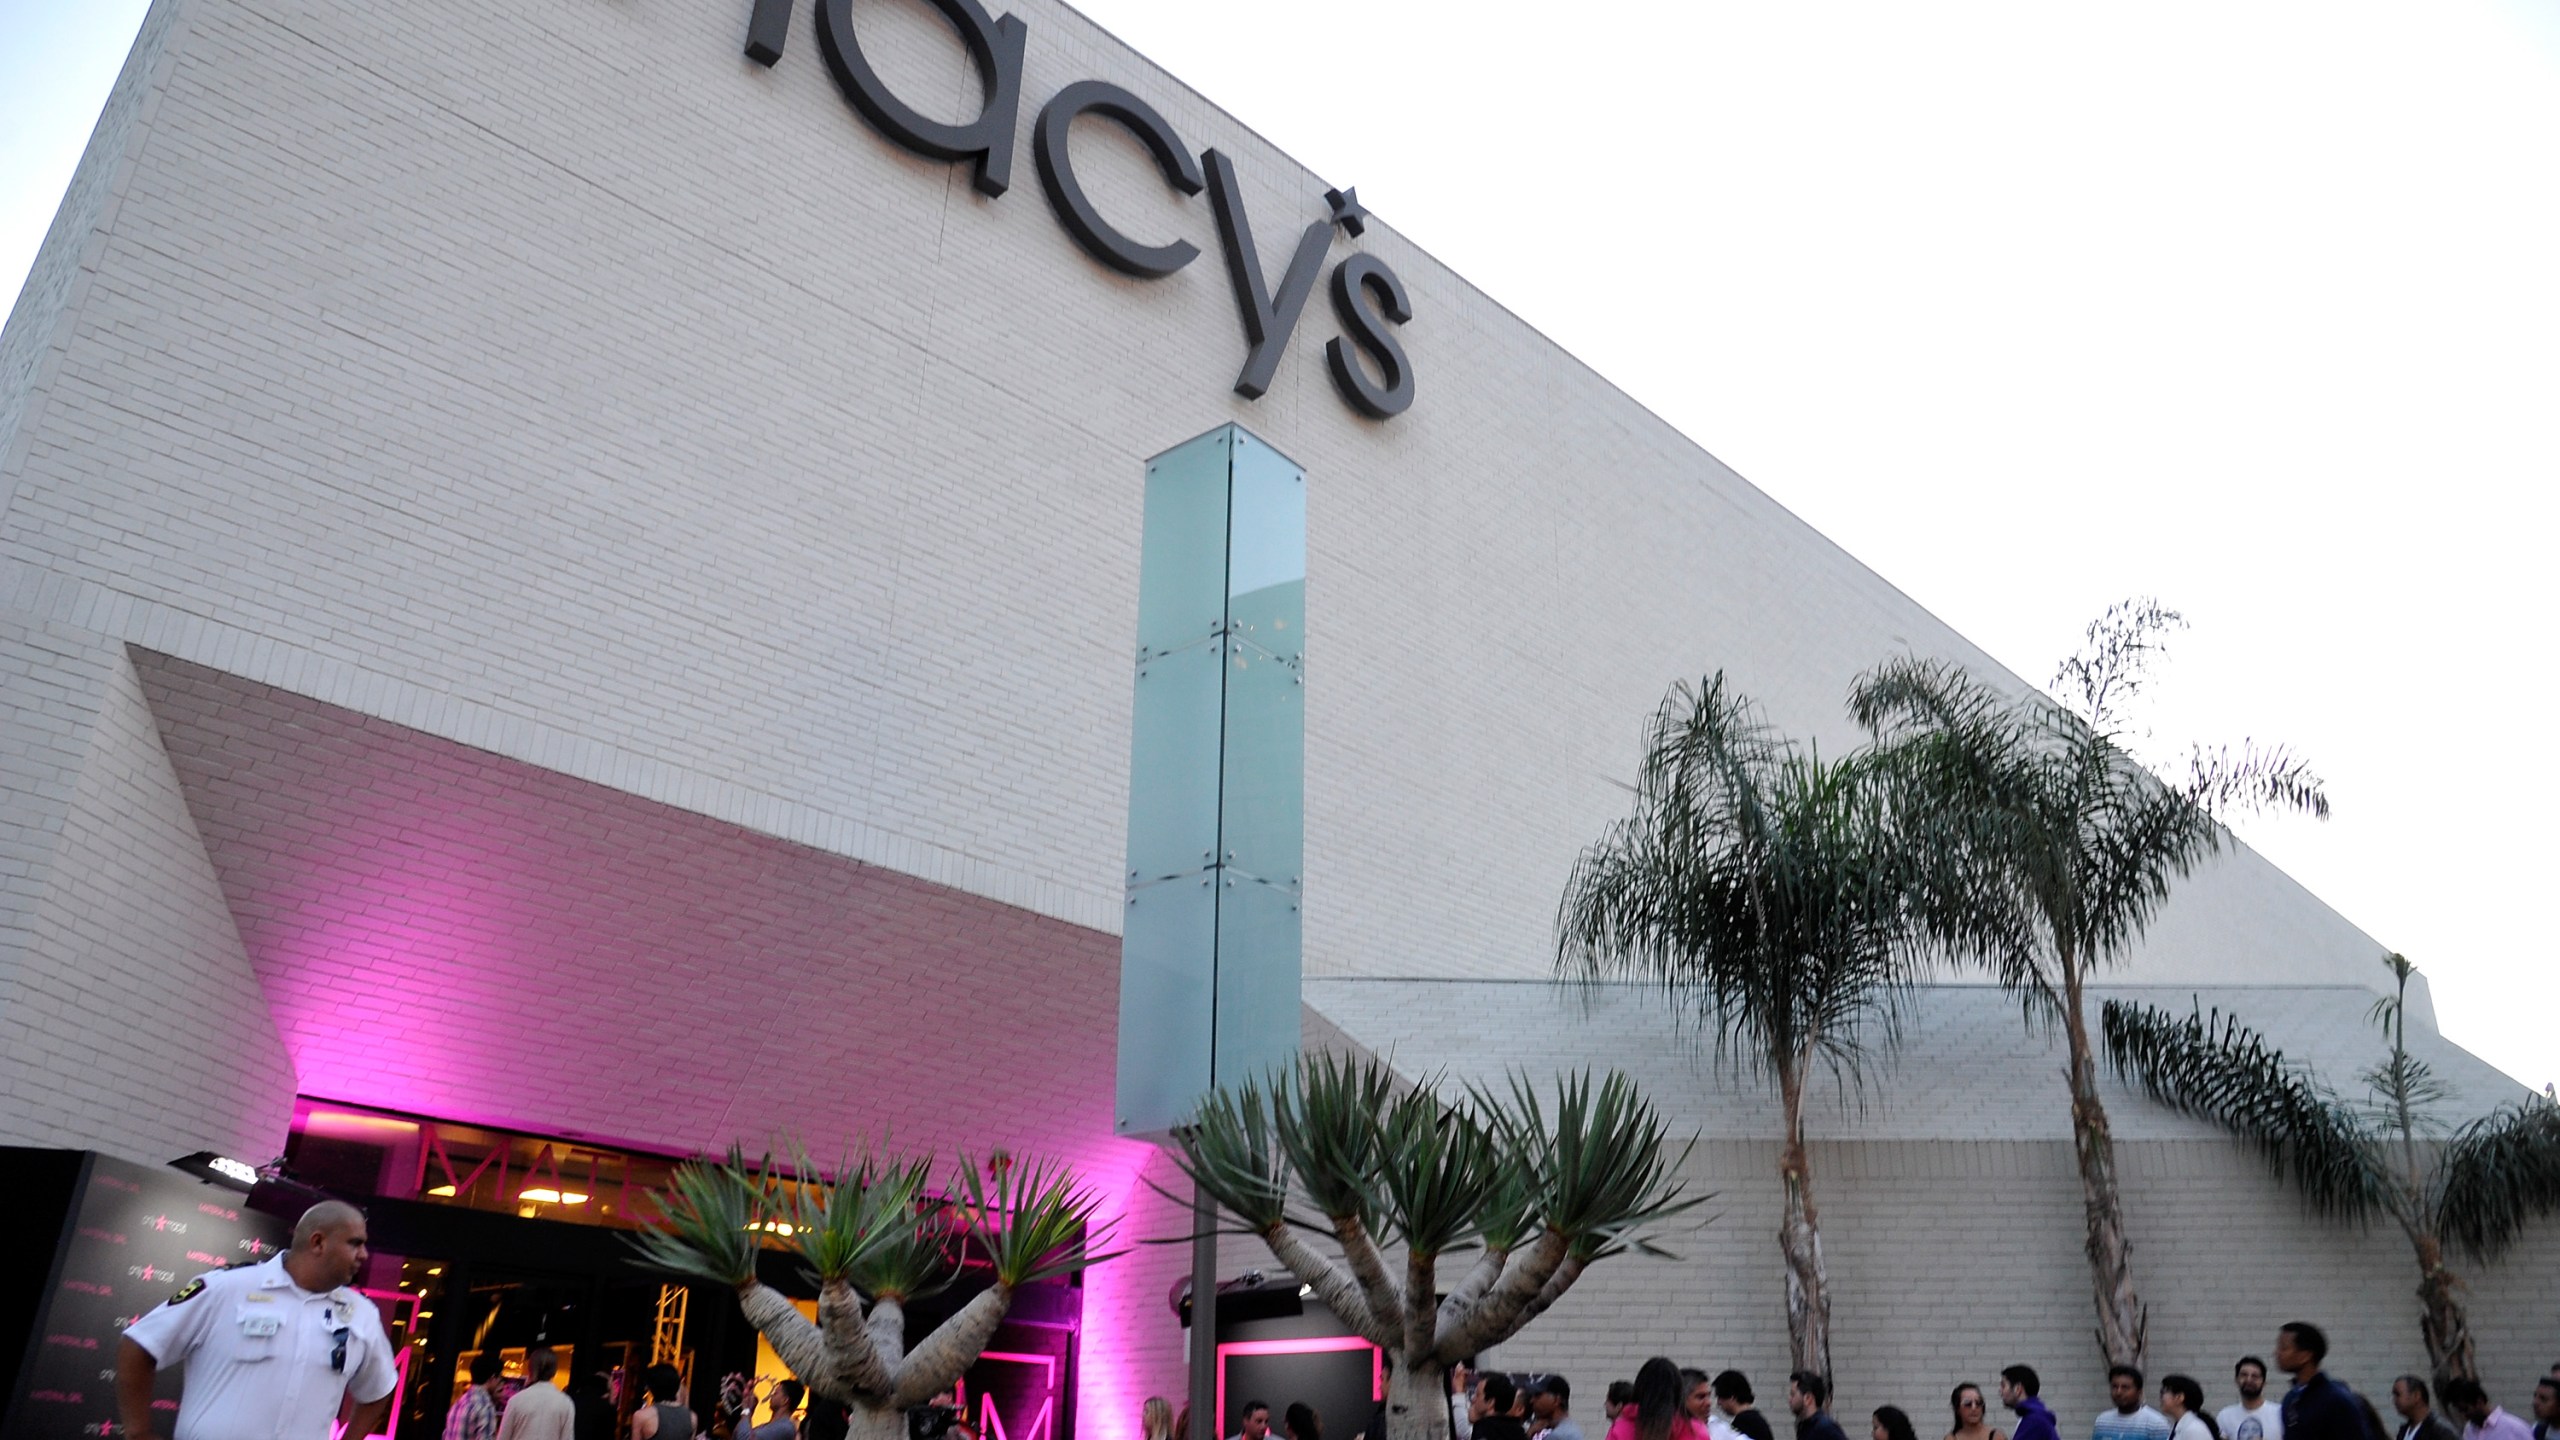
[[740, 0, 1415, 419]]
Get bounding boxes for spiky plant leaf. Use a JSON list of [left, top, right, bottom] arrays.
[[954, 1152, 1121, 1288], [1169, 1079, 1292, 1233], [1273, 1051, 1394, 1227], [2100, 999, 2384, 1221], [1490, 1068, 1700, 1261], [775, 1143, 939, 1292], [843, 1156, 956, 1303], [629, 1146, 765, 1286], [1372, 1085, 1499, 1260]]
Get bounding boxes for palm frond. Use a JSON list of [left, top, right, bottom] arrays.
[[2051, 598, 2182, 730], [1557, 672, 1918, 1102], [2431, 1095, 2560, 1263], [2100, 999, 2383, 1221], [2183, 741, 2330, 821]]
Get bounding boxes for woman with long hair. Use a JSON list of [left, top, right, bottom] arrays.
[[1288, 1402, 1324, 1440], [1874, 1410, 1921, 1440], [1608, 1359, 1709, 1440], [2159, 1377, 2217, 1440], [1145, 1398, 1176, 1440], [1947, 1385, 2006, 1440]]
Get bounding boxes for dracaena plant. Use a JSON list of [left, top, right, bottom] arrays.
[[2101, 953, 2560, 1386], [1173, 1053, 1698, 1440], [632, 1144, 1117, 1440]]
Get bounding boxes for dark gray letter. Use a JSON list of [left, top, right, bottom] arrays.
[[1205, 149, 1334, 399], [812, 0, 1026, 197], [1325, 252, 1413, 419], [1034, 81, 1205, 278]]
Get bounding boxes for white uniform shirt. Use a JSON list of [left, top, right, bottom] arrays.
[[122, 1254, 397, 1440]]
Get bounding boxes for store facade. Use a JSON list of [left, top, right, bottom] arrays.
[[2, 0, 2554, 1434]]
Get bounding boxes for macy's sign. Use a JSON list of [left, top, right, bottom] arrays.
[[738, 0, 1416, 419]]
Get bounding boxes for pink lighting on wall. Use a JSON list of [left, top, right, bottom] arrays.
[[1213, 1337, 1384, 1433], [1066, 1147, 1190, 1440]]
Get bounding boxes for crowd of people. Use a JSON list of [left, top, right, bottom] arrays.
[[111, 1208, 2556, 1440], [1145, 1324, 2560, 1440]]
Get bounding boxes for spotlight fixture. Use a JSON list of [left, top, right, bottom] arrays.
[[170, 1152, 262, 1192]]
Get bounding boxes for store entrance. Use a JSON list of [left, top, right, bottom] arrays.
[[368, 1202, 748, 1440], [279, 1102, 759, 1440]]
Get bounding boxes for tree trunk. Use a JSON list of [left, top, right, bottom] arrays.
[[741, 1282, 833, 1392], [1383, 1353, 1448, 1440], [845, 1399, 910, 1440], [1776, 1066, 1832, 1380], [2408, 1231, 2476, 1388], [2063, 966, 2146, 1368], [893, 1286, 1012, 1407]]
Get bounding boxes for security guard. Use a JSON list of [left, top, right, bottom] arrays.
[[118, 1199, 398, 1440]]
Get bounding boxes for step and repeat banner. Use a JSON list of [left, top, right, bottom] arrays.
[[6, 1151, 291, 1439]]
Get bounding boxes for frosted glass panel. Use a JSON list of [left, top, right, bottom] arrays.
[[1116, 425, 1307, 1136]]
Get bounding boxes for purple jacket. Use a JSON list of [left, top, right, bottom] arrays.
[[2012, 1398, 2060, 1440]]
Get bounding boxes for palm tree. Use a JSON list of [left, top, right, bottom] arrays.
[[1556, 672, 1916, 1378], [2102, 954, 2560, 1385], [1852, 600, 2327, 1367], [1174, 1053, 1697, 1440], [632, 1145, 1115, 1440]]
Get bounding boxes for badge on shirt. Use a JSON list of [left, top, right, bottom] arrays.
[[168, 1277, 206, 1305], [240, 1314, 283, 1338]]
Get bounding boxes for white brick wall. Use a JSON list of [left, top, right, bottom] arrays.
[[0, 0, 2388, 1005], [0, 620, 297, 1161], [1476, 1138, 2560, 1433]]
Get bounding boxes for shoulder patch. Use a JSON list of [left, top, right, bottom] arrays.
[[168, 1276, 206, 1305]]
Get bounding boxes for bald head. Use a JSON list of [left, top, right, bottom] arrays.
[[293, 1200, 366, 1249], [285, 1200, 369, 1291]]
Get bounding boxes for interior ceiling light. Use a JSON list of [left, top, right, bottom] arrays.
[[170, 1152, 261, 1192], [426, 1184, 458, 1197], [518, 1188, 589, 1204]]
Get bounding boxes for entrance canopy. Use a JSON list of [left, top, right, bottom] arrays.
[[137, 647, 1139, 1171]]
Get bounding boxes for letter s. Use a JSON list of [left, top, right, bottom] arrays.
[[1325, 252, 1413, 419]]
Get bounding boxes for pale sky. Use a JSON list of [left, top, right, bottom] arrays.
[[4, 1, 2554, 1094]]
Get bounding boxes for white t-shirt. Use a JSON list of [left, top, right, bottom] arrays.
[[2220, 1401, 2285, 1440], [2094, 1407, 2173, 1440], [2173, 1414, 2214, 1440], [123, 1255, 397, 1440]]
